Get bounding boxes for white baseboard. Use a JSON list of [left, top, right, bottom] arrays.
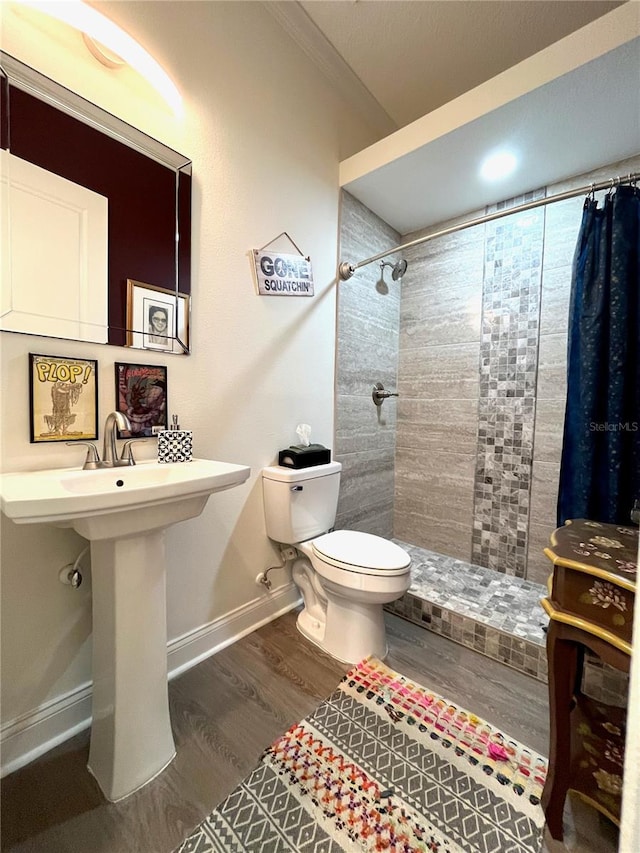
[[0, 683, 94, 779], [167, 583, 300, 678], [1, 584, 301, 778]]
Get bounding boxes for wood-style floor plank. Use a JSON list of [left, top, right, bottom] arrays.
[[0, 610, 618, 853], [385, 614, 551, 756]]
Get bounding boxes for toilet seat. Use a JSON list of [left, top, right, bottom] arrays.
[[311, 530, 410, 576]]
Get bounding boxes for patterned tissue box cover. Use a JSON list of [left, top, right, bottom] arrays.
[[157, 430, 193, 463]]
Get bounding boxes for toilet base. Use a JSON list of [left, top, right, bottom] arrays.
[[296, 595, 389, 665], [296, 606, 324, 647]]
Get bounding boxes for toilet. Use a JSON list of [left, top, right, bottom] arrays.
[[262, 461, 411, 664]]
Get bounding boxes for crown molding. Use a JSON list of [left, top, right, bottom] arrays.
[[262, 1, 397, 139]]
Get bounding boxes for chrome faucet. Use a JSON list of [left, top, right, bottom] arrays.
[[68, 412, 137, 469], [67, 441, 102, 470], [102, 411, 132, 467]]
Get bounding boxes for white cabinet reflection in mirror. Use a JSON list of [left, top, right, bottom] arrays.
[[1, 150, 108, 341]]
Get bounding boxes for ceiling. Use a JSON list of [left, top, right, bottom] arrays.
[[265, 1, 639, 235], [299, 0, 623, 131]]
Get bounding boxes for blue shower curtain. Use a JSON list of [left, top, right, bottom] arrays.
[[557, 184, 640, 526]]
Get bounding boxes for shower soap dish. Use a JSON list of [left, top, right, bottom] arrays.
[[158, 415, 193, 463]]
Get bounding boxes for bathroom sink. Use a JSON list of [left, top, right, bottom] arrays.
[[0, 456, 251, 801], [0, 458, 250, 539]]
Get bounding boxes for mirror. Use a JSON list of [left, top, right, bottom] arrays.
[[0, 52, 192, 354]]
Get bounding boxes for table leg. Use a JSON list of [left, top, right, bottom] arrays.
[[542, 623, 581, 841]]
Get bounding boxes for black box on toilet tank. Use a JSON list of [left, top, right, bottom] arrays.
[[278, 444, 331, 469]]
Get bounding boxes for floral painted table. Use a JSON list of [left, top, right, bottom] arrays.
[[540, 519, 637, 841]]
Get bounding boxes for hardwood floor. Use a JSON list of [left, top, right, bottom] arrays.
[[0, 610, 619, 853]]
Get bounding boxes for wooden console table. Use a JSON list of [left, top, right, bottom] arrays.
[[541, 519, 637, 840]]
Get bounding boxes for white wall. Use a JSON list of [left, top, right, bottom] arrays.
[[0, 0, 377, 765]]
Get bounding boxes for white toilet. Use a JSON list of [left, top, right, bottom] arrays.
[[262, 461, 411, 664]]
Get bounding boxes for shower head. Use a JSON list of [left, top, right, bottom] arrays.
[[380, 259, 408, 281]]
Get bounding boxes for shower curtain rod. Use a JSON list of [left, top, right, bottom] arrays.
[[338, 171, 640, 281]]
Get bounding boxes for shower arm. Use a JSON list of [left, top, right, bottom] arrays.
[[338, 171, 639, 281]]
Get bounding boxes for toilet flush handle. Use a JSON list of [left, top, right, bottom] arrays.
[[291, 485, 303, 491]]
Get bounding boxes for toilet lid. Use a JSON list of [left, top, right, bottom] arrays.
[[312, 530, 410, 576]]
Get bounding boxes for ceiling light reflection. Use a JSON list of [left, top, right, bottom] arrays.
[[480, 151, 517, 182]]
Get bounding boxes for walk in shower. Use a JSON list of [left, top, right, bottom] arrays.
[[334, 153, 640, 701]]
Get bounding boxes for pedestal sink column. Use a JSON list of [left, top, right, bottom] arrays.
[[0, 458, 251, 801], [88, 530, 175, 801]]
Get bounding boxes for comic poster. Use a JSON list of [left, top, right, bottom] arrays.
[[29, 354, 98, 443], [115, 362, 168, 438]]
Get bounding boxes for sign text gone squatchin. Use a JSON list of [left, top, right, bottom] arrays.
[[254, 250, 314, 297]]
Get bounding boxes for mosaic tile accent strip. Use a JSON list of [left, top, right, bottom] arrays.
[[472, 190, 546, 576]]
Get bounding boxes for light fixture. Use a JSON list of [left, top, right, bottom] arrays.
[[17, 0, 183, 115], [82, 33, 126, 70], [479, 150, 518, 182]]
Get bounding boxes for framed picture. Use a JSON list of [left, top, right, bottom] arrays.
[[29, 353, 98, 443], [126, 279, 190, 353], [115, 362, 168, 438]]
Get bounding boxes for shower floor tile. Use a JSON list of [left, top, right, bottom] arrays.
[[387, 540, 629, 704], [387, 539, 549, 681], [395, 539, 549, 645]]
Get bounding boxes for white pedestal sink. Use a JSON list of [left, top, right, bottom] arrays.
[[0, 458, 250, 801]]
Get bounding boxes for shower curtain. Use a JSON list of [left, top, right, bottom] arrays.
[[558, 184, 640, 526]]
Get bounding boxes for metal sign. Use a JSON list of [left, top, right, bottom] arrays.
[[254, 250, 314, 297]]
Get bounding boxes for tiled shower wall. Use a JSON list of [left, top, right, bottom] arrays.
[[394, 211, 484, 562], [336, 153, 640, 585], [334, 193, 401, 536]]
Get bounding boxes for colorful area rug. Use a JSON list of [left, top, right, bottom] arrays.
[[177, 657, 548, 853]]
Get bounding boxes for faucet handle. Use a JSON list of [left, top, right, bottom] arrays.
[[67, 441, 101, 470], [119, 439, 147, 466]]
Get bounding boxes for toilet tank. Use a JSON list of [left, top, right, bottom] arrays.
[[262, 461, 342, 544]]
